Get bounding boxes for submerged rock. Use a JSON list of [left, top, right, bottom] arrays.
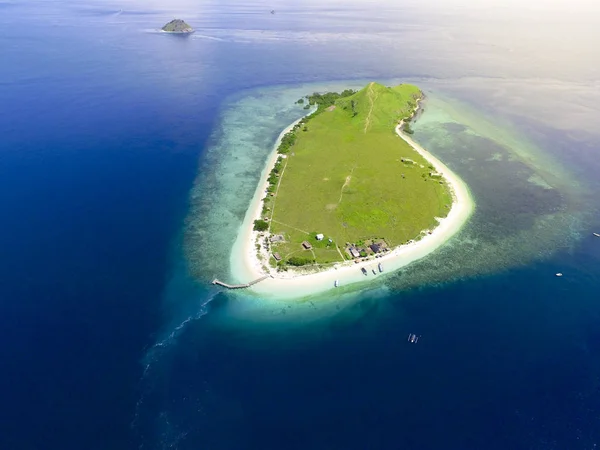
[[161, 19, 194, 34]]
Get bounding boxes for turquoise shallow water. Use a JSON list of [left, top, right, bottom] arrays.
[[2, 1, 600, 449], [178, 80, 589, 321], [136, 6, 600, 445]]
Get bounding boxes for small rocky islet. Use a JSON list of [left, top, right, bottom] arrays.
[[161, 19, 194, 34]]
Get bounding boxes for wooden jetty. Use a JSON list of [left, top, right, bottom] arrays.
[[211, 275, 270, 290]]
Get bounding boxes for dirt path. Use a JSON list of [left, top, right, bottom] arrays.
[[337, 165, 356, 205], [267, 157, 289, 228], [364, 82, 377, 133], [335, 245, 346, 261], [271, 219, 310, 236], [338, 174, 352, 204]]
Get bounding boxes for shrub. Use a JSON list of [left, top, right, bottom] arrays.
[[287, 256, 314, 266], [278, 131, 297, 154], [253, 220, 269, 232], [307, 89, 356, 112]]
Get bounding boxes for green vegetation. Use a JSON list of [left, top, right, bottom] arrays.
[[161, 19, 194, 33], [263, 82, 452, 267], [259, 89, 358, 222], [253, 219, 269, 232], [287, 256, 315, 267], [307, 89, 356, 110], [277, 133, 297, 155]]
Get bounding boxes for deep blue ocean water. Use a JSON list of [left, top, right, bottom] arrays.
[[1, 1, 600, 449]]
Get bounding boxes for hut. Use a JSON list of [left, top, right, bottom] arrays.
[[302, 241, 312, 250], [369, 243, 381, 254], [273, 252, 282, 262]]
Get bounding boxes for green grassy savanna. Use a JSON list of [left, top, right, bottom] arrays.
[[267, 83, 452, 267]]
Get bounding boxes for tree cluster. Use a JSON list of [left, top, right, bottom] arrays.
[[287, 256, 315, 266], [307, 89, 356, 112], [253, 219, 269, 232]]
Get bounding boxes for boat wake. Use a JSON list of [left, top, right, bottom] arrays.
[[191, 34, 227, 42], [131, 289, 220, 446]]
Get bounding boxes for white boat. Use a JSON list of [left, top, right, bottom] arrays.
[[593, 232, 600, 237], [334, 280, 339, 287], [378, 263, 383, 273], [556, 273, 563, 277], [407, 333, 420, 343]]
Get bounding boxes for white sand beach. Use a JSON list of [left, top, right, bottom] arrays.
[[229, 104, 474, 300]]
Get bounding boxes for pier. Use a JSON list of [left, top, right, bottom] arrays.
[[211, 275, 271, 290]]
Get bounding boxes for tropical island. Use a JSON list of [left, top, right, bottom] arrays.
[[161, 19, 194, 34], [231, 82, 473, 299]]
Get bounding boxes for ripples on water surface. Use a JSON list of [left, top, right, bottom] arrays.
[[2, 1, 600, 449], [137, 2, 600, 445]]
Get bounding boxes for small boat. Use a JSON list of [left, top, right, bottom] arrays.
[[361, 267, 368, 276], [593, 233, 600, 237], [334, 280, 339, 287], [378, 263, 383, 273], [372, 269, 377, 275], [407, 333, 420, 343], [556, 273, 563, 277]]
